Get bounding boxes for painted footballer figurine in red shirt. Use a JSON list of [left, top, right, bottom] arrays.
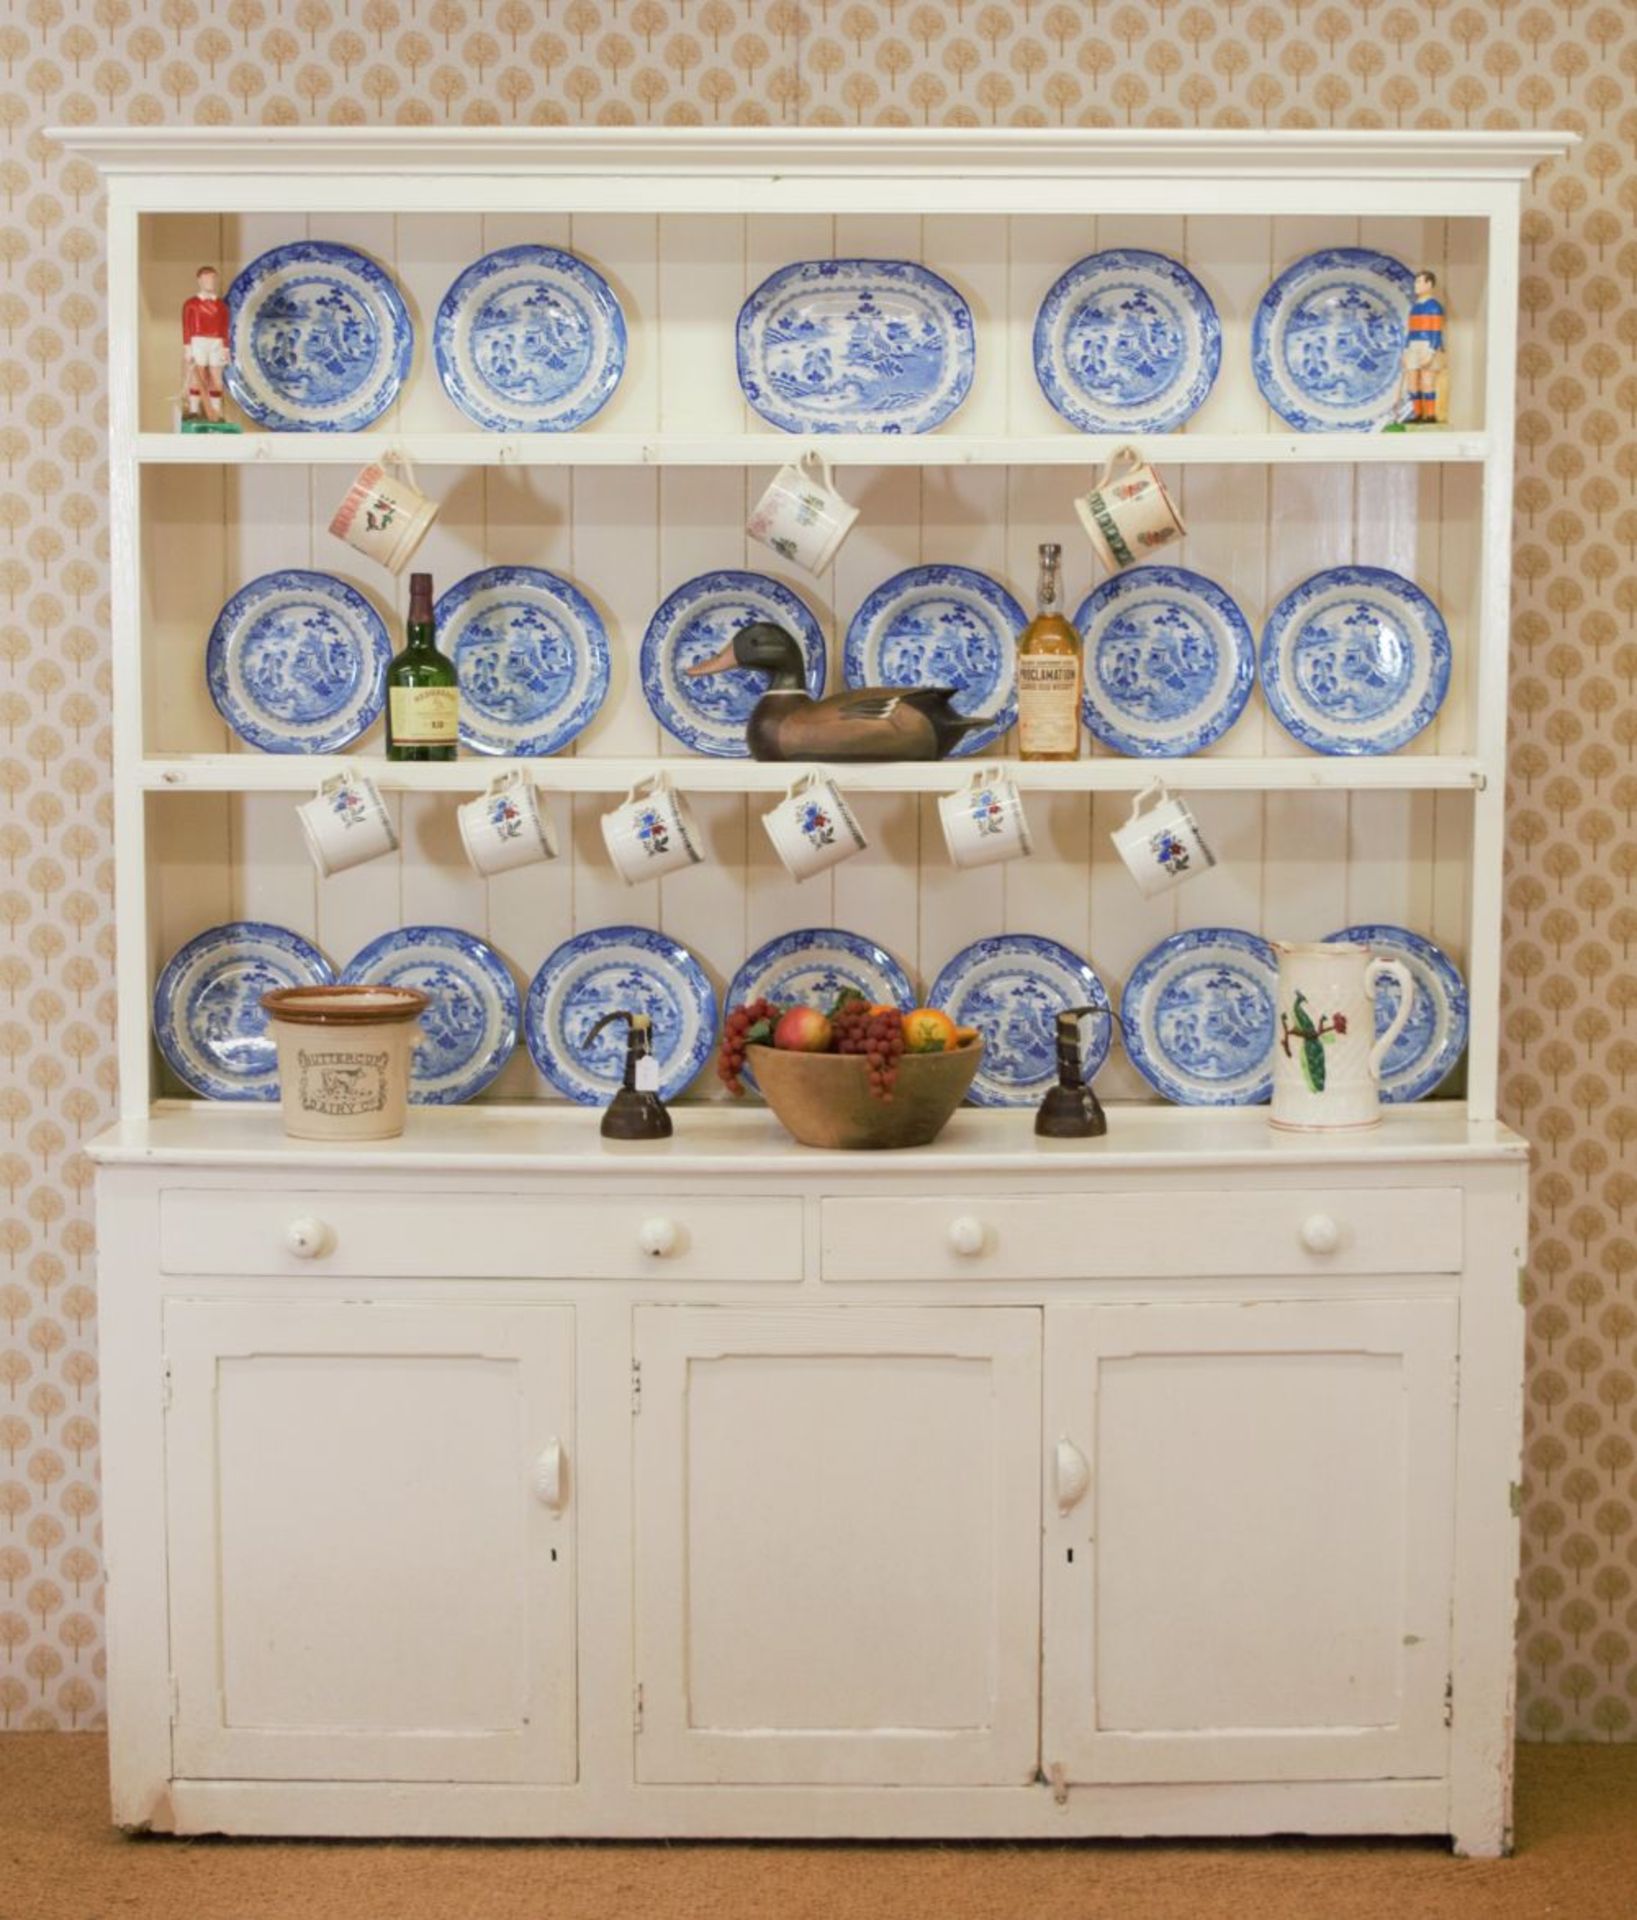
[[180, 266, 241, 432]]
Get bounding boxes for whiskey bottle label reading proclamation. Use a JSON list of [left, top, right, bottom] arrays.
[[1017, 655, 1081, 757], [389, 685, 459, 746]]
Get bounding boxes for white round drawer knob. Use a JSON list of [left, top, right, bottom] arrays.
[[1300, 1212, 1342, 1256], [639, 1216, 680, 1258], [285, 1217, 333, 1260], [948, 1216, 987, 1258]]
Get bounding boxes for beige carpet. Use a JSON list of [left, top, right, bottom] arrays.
[[3, 1737, 1635, 1920]]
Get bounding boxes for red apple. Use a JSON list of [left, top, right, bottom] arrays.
[[773, 1005, 833, 1053]]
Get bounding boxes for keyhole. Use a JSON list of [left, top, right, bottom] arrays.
[[550, 1548, 558, 1562], [1066, 1548, 1074, 1563]]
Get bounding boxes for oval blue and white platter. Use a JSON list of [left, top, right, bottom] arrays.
[[1260, 564, 1451, 756], [1324, 924, 1468, 1104], [844, 565, 1025, 758], [641, 571, 827, 759], [225, 241, 412, 433], [1074, 564, 1254, 758], [737, 259, 975, 435], [153, 921, 335, 1101], [435, 566, 611, 757], [928, 935, 1111, 1110], [433, 244, 626, 433], [1121, 927, 1279, 1106], [206, 569, 391, 755], [341, 925, 519, 1105], [526, 926, 717, 1106], [1251, 247, 1415, 433], [1033, 248, 1221, 434]]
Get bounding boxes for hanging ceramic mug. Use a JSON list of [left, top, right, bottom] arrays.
[[296, 768, 399, 879], [1270, 940, 1416, 1133], [762, 770, 868, 882], [328, 453, 438, 575], [600, 772, 705, 885], [1074, 444, 1186, 574], [1109, 778, 1214, 896], [938, 766, 1033, 870], [456, 769, 557, 877], [746, 448, 859, 575]]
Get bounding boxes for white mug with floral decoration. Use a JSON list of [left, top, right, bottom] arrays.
[[938, 765, 1033, 870], [1270, 940, 1416, 1133], [296, 768, 399, 879], [762, 770, 868, 883], [1074, 443, 1187, 574], [328, 453, 438, 575], [456, 769, 557, 878], [746, 449, 859, 576], [600, 771, 705, 885], [1109, 778, 1214, 896]]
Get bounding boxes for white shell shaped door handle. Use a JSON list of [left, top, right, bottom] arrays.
[[533, 1439, 566, 1513], [285, 1217, 332, 1260], [1055, 1437, 1090, 1514], [948, 1216, 987, 1257], [638, 1216, 679, 1258], [1300, 1212, 1342, 1255]]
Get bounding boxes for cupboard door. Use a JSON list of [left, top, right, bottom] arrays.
[[634, 1307, 1041, 1786], [165, 1300, 576, 1784], [1044, 1299, 1456, 1785]]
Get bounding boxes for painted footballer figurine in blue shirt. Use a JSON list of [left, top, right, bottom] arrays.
[[1391, 269, 1447, 427]]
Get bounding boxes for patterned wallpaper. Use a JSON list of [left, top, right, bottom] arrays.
[[0, 0, 1628, 1739]]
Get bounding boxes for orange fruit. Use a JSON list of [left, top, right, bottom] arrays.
[[901, 1007, 958, 1054]]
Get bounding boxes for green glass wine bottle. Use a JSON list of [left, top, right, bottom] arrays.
[[385, 572, 458, 763]]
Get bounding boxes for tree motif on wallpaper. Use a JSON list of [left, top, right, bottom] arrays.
[[0, 0, 1631, 1737]]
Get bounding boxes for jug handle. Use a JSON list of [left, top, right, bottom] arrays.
[[1364, 958, 1416, 1083]]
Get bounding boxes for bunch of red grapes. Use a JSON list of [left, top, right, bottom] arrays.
[[832, 995, 906, 1103], [717, 996, 782, 1097]]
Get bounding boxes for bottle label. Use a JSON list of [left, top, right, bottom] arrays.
[[1017, 656, 1080, 754], [389, 686, 458, 745]]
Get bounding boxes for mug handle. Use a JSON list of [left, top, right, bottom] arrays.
[[1127, 775, 1170, 826], [1364, 958, 1415, 1083], [798, 447, 835, 493], [1094, 442, 1144, 492]]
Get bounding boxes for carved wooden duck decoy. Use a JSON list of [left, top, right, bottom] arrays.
[[686, 622, 988, 763]]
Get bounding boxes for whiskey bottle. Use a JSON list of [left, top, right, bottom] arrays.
[[385, 571, 458, 763], [1016, 541, 1082, 762]]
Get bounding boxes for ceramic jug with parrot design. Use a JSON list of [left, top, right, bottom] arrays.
[[1269, 941, 1415, 1132]]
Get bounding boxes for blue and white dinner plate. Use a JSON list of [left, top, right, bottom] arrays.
[[341, 925, 518, 1105], [205, 570, 391, 754], [1121, 927, 1279, 1106], [641, 571, 826, 759], [433, 244, 626, 433], [1325, 924, 1468, 1103], [1074, 565, 1254, 757], [1252, 247, 1415, 433], [737, 259, 975, 435], [1260, 565, 1450, 756], [927, 935, 1111, 1110], [435, 566, 611, 757], [525, 925, 716, 1106], [225, 241, 412, 433], [727, 928, 914, 1022], [1033, 249, 1221, 434], [153, 921, 334, 1101], [844, 565, 1025, 758]]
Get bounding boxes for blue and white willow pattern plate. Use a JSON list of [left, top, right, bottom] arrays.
[[1033, 249, 1221, 434], [435, 567, 611, 757], [737, 259, 976, 435], [153, 922, 334, 1101], [433, 244, 627, 433], [225, 242, 412, 432], [726, 928, 914, 1095], [1073, 565, 1254, 758], [641, 570, 826, 759], [1260, 565, 1451, 756], [928, 935, 1111, 1110], [1325, 924, 1468, 1103], [1121, 927, 1279, 1106], [844, 565, 1025, 758], [205, 570, 391, 755], [1251, 247, 1415, 432], [525, 925, 717, 1106], [340, 926, 519, 1105]]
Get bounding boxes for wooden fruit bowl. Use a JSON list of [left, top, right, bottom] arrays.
[[746, 1039, 982, 1151]]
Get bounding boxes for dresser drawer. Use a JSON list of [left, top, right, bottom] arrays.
[[821, 1188, 1463, 1283], [160, 1189, 804, 1282]]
